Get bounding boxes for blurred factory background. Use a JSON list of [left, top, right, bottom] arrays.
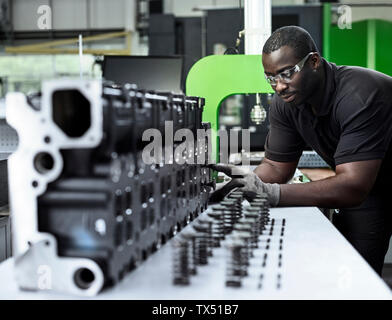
[[1, 0, 392, 152], [1, 0, 391, 94]]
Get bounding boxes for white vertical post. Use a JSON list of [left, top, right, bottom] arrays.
[[79, 34, 83, 80], [244, 0, 272, 55]]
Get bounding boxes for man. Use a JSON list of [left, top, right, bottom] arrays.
[[211, 26, 392, 276]]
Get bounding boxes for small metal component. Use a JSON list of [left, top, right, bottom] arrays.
[[226, 193, 243, 201], [277, 273, 282, 289], [179, 229, 198, 275], [237, 217, 259, 249], [225, 237, 247, 287], [192, 222, 210, 265], [250, 198, 268, 208], [250, 195, 271, 215], [211, 204, 227, 211], [221, 200, 242, 213], [222, 209, 240, 234], [220, 199, 241, 208], [172, 236, 190, 285], [248, 199, 270, 225], [219, 201, 243, 229], [220, 198, 240, 204], [233, 224, 254, 259], [231, 230, 252, 267], [197, 215, 215, 257], [229, 190, 244, 197], [242, 210, 262, 236], [250, 95, 267, 125], [243, 207, 267, 234], [207, 210, 225, 247]]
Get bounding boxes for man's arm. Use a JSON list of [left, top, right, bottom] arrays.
[[254, 157, 298, 184], [279, 159, 382, 208]]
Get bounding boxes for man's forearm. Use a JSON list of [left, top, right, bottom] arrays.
[[253, 160, 294, 184], [279, 174, 366, 208]]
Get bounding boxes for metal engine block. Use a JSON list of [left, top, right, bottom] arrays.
[[5, 79, 213, 296]]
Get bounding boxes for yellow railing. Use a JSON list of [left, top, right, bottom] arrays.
[[5, 31, 132, 55]]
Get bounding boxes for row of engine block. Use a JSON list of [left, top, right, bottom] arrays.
[[5, 79, 215, 296]]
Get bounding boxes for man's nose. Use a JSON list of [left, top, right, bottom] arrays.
[[274, 79, 289, 94]]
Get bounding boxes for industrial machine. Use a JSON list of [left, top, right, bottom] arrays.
[[5, 79, 214, 296], [102, 55, 185, 94]]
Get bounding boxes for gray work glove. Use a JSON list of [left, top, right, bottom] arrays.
[[209, 163, 281, 207]]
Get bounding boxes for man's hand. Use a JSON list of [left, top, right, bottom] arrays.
[[208, 164, 281, 206]]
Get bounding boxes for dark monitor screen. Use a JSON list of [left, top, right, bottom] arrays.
[[103, 55, 184, 94]]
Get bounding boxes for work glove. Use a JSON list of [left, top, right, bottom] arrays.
[[208, 163, 281, 206]]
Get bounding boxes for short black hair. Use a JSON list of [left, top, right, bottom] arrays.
[[262, 26, 319, 60]]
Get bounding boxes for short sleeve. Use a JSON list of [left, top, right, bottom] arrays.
[[334, 92, 392, 165], [264, 97, 306, 162]]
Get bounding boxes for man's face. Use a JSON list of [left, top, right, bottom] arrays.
[[262, 45, 318, 106]]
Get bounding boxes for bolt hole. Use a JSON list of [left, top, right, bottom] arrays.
[[44, 136, 51, 144], [74, 268, 95, 290], [34, 152, 55, 174], [32, 180, 38, 188]]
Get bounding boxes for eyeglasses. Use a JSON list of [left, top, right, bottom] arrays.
[[264, 52, 315, 86]]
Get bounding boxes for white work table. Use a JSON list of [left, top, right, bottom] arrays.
[[0, 206, 391, 300]]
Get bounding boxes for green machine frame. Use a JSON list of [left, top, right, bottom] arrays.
[[323, 2, 392, 76], [186, 54, 273, 162]]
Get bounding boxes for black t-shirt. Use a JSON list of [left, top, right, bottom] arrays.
[[264, 58, 392, 193]]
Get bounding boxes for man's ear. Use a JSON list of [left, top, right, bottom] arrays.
[[311, 53, 321, 71]]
